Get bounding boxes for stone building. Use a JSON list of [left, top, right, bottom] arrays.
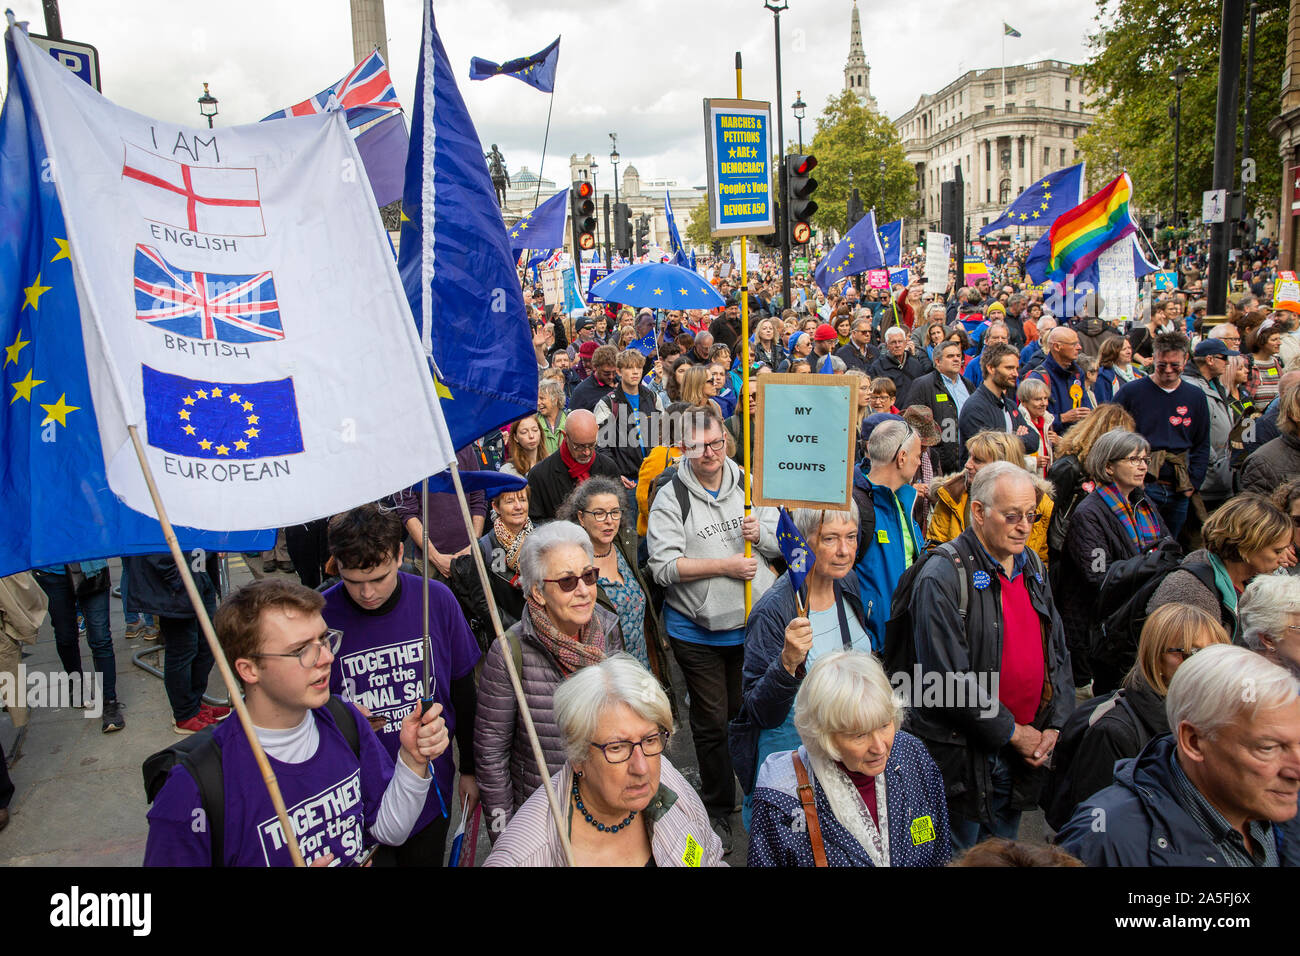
[[1268, 0, 1300, 268]]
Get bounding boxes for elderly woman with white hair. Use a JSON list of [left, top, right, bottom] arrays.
[[1239, 574, 1300, 680], [1016, 375, 1055, 478], [732, 503, 870, 826], [475, 522, 624, 829], [485, 654, 724, 867], [747, 651, 952, 867], [1058, 644, 1300, 866]]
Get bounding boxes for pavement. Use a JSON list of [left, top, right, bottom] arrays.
[[0, 557, 1042, 867]]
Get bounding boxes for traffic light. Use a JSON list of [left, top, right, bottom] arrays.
[[785, 153, 818, 246], [570, 181, 596, 252], [613, 202, 632, 255], [635, 215, 650, 258]]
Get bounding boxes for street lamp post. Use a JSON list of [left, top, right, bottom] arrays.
[[609, 133, 621, 254], [792, 90, 806, 152], [1171, 64, 1186, 231], [197, 83, 218, 128]]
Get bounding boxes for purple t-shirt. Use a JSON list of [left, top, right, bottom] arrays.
[[324, 573, 480, 834], [144, 701, 390, 867]]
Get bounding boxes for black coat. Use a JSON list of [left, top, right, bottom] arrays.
[[595, 384, 661, 481], [526, 447, 621, 522], [124, 554, 216, 620], [568, 373, 616, 413], [900, 370, 963, 474], [835, 341, 878, 375], [868, 350, 931, 397], [957, 381, 1041, 455], [1056, 489, 1168, 662], [1066, 673, 1167, 813]]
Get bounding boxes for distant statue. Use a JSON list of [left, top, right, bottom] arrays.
[[486, 144, 510, 208]]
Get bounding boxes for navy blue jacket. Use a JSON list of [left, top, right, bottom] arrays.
[[958, 381, 1041, 456], [1057, 735, 1300, 866], [1114, 376, 1210, 488], [1030, 354, 1093, 432]]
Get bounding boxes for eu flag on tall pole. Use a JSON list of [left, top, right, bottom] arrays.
[[0, 25, 270, 574], [665, 191, 689, 268], [507, 188, 569, 252], [399, 2, 537, 452], [979, 162, 1085, 236], [469, 37, 560, 93], [877, 218, 902, 268], [814, 208, 886, 294]]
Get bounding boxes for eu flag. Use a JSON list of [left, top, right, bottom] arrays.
[[979, 162, 1084, 236], [508, 188, 569, 252], [469, 37, 560, 93], [0, 27, 270, 575], [665, 192, 689, 268], [400, 2, 538, 452], [814, 208, 885, 294], [142, 367, 304, 460], [877, 219, 903, 268], [775, 507, 816, 595]]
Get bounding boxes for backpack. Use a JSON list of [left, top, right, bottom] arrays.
[[0, 571, 48, 645], [142, 696, 361, 867], [850, 476, 878, 566], [1041, 689, 1148, 831], [881, 542, 971, 675], [1089, 544, 1207, 677]]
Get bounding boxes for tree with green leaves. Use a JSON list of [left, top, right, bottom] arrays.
[[808, 90, 913, 236], [685, 196, 713, 248], [1076, 0, 1285, 227]]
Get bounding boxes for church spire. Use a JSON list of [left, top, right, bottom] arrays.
[[844, 1, 878, 112]]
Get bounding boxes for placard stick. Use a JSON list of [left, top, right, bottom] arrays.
[[737, 50, 753, 619]]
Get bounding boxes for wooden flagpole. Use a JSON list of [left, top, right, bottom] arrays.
[[125, 425, 307, 867]]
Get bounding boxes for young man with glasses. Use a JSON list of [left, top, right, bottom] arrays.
[[321, 505, 481, 866], [144, 578, 450, 866], [647, 410, 780, 852], [1115, 332, 1210, 538], [907, 462, 1074, 851]]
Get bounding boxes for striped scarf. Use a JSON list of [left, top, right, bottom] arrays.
[[524, 594, 607, 675], [1096, 483, 1161, 552]]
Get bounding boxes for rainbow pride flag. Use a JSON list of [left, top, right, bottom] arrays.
[[1045, 173, 1136, 281]]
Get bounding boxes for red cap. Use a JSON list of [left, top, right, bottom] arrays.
[[814, 323, 838, 342], [578, 341, 599, 359]]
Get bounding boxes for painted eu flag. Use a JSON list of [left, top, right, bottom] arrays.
[[143, 366, 304, 460]]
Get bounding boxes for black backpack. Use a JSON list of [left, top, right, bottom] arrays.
[[881, 542, 972, 676], [142, 696, 361, 867], [1088, 543, 1200, 677], [1041, 689, 1148, 832]]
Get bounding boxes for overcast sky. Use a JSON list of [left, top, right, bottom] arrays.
[[5, 0, 1099, 188]]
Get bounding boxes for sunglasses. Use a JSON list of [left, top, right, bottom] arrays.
[[542, 567, 599, 592]]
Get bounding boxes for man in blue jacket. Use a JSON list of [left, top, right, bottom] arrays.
[[855, 419, 923, 651], [1057, 645, 1300, 866], [1029, 326, 1093, 435]]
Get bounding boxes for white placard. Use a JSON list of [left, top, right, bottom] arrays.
[[1203, 189, 1227, 224], [924, 232, 951, 294], [1096, 238, 1137, 321]]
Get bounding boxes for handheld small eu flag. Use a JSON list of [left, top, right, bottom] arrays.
[[776, 507, 816, 614]]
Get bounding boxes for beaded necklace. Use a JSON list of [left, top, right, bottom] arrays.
[[571, 776, 637, 833]]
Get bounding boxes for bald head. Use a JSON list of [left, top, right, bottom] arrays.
[[564, 409, 598, 462], [1279, 370, 1300, 397]]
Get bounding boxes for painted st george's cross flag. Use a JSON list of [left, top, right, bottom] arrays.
[[9, 24, 454, 531]]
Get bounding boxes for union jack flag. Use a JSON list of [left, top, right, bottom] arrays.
[[261, 50, 402, 130], [133, 245, 284, 344]]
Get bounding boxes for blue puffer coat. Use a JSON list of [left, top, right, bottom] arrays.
[[854, 474, 921, 651], [748, 735, 952, 867]]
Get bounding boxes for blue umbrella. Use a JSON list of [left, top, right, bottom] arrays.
[[588, 262, 724, 311]]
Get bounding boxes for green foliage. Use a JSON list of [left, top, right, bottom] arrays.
[[808, 90, 913, 235], [1076, 0, 1286, 225], [684, 196, 713, 247]]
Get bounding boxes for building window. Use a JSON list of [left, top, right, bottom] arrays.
[[1025, 78, 1036, 92], [999, 179, 1012, 204], [1018, 139, 1025, 168], [987, 188, 991, 202], [1078, 79, 1085, 95], [1000, 148, 1011, 168], [1026, 99, 1036, 107], [985, 140, 992, 170], [1043, 146, 1051, 166], [1065, 99, 1070, 111], [1005, 79, 1016, 94], [1065, 77, 1071, 92], [1059, 125, 1066, 137], [984, 82, 995, 97], [1060, 147, 1066, 165], [1006, 103, 1015, 113], [985, 105, 994, 114]]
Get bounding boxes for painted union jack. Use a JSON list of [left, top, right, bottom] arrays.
[[133, 245, 284, 344], [261, 50, 401, 130]]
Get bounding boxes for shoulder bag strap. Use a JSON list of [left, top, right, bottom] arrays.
[[791, 752, 829, 867]]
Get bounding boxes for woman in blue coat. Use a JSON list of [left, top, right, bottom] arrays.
[[748, 651, 952, 867]]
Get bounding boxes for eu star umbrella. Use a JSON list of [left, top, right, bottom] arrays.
[[588, 262, 724, 311]]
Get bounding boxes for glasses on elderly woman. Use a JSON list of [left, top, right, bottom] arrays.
[[543, 567, 599, 592], [589, 730, 670, 764]]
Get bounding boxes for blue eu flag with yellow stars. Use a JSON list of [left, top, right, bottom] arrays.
[[814, 208, 886, 294], [978, 162, 1084, 236], [776, 507, 816, 594], [0, 27, 270, 575], [469, 37, 560, 93], [507, 188, 569, 252], [877, 219, 902, 268], [142, 367, 304, 460]]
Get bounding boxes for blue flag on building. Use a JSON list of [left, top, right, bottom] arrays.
[[979, 162, 1085, 236], [399, 2, 537, 452], [814, 209, 886, 294], [469, 37, 560, 93], [0, 28, 270, 575], [776, 507, 816, 595], [665, 191, 689, 268], [877, 218, 902, 268], [508, 188, 568, 252]]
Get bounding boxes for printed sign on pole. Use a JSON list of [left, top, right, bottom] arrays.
[[753, 374, 856, 510], [1273, 271, 1300, 312], [703, 98, 775, 238], [865, 269, 889, 290], [924, 232, 951, 294]]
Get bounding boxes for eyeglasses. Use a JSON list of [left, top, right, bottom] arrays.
[[567, 439, 598, 453], [543, 567, 599, 592], [250, 629, 342, 668], [589, 730, 670, 764], [1167, 645, 1206, 661], [1153, 361, 1185, 372], [886, 424, 916, 464], [1117, 454, 1152, 466], [683, 436, 726, 455], [997, 510, 1041, 527], [580, 507, 622, 522]]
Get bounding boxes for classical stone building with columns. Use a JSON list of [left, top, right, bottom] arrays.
[[1268, 0, 1300, 269], [895, 60, 1095, 247]]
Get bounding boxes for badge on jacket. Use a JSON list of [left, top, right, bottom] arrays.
[[682, 833, 703, 867], [936, 393, 949, 402], [877, 530, 890, 544], [972, 570, 991, 590], [910, 815, 936, 846]]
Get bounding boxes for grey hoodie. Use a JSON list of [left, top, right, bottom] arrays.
[[646, 456, 780, 631]]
